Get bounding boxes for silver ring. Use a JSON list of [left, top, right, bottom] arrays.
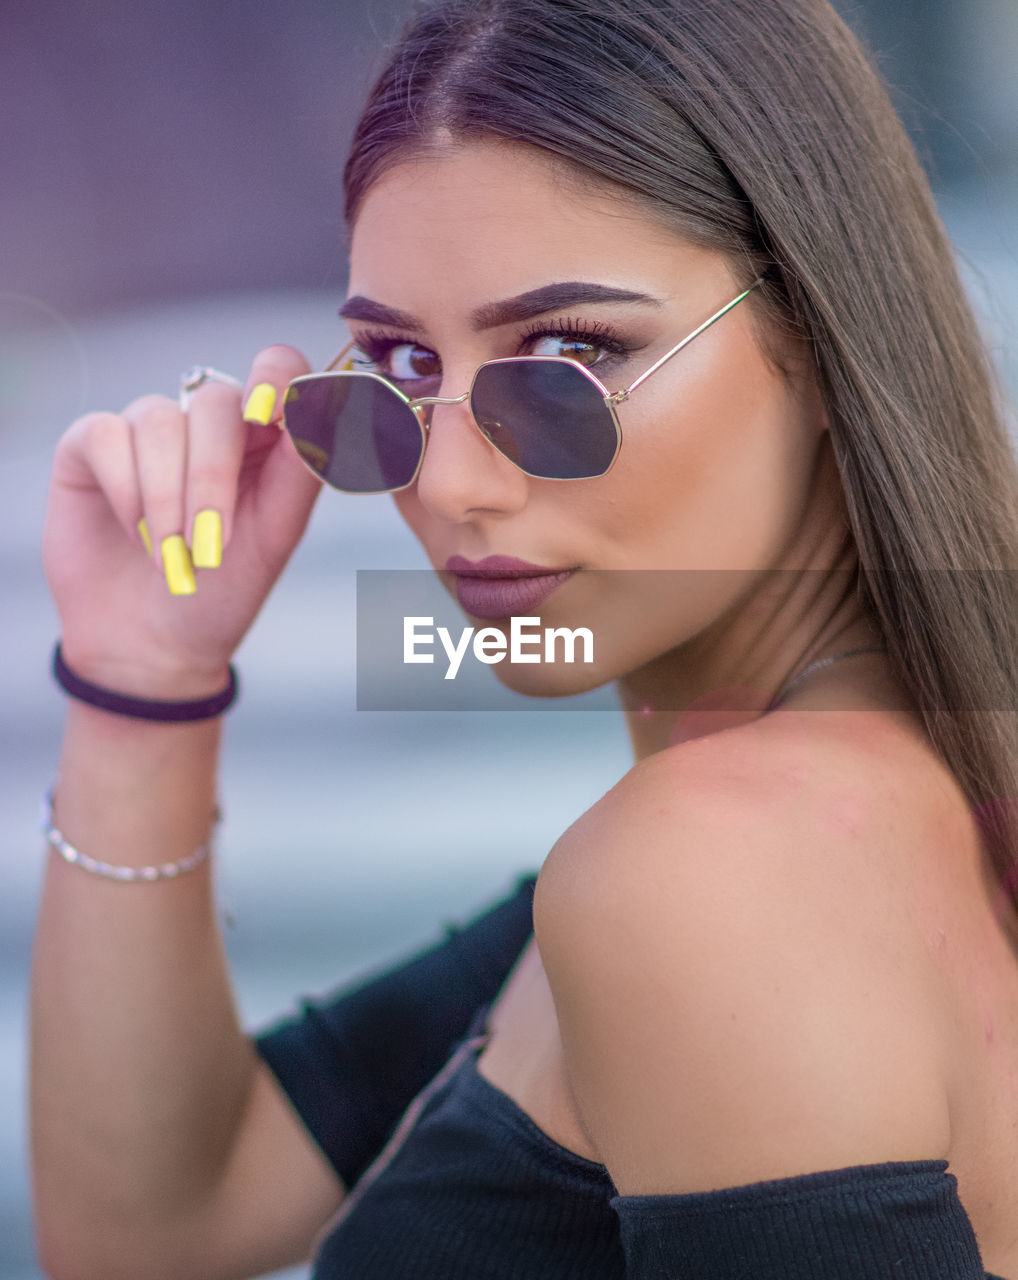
[[178, 365, 243, 412]]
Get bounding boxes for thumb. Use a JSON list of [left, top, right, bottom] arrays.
[[250, 421, 325, 564]]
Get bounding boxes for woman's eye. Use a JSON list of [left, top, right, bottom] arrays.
[[355, 341, 441, 382], [387, 343, 440, 380], [527, 335, 604, 366]]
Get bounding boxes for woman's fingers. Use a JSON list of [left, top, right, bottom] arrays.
[[180, 379, 245, 571], [42, 342, 330, 701], [121, 392, 196, 594], [120, 345, 315, 594], [58, 411, 144, 546], [235, 344, 326, 556], [240, 344, 312, 425], [177, 346, 314, 579], [53, 345, 322, 608]]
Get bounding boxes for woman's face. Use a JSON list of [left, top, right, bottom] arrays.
[[345, 140, 862, 713]]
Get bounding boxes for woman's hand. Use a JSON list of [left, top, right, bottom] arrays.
[[42, 344, 324, 697]]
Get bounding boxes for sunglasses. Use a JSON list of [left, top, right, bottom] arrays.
[[281, 278, 762, 493]]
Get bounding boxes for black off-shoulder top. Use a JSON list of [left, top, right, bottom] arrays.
[[254, 872, 1008, 1279]]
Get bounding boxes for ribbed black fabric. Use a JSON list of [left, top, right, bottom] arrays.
[[254, 870, 539, 1190], [612, 1161, 1002, 1278], [253, 873, 1009, 1280], [309, 1000, 626, 1278]]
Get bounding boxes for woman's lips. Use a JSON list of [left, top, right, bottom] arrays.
[[445, 555, 576, 620]]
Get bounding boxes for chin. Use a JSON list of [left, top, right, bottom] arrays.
[[490, 660, 619, 701]]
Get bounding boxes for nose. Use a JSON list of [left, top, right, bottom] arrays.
[[412, 391, 530, 522]]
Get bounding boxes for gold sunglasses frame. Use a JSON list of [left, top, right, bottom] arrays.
[[282, 277, 763, 493]]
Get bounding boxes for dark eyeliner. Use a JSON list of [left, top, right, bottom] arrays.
[[350, 329, 435, 361], [348, 329, 442, 381], [518, 316, 634, 359], [349, 317, 639, 369]]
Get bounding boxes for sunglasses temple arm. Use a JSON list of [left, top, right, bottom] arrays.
[[323, 337, 359, 372], [616, 279, 764, 401]]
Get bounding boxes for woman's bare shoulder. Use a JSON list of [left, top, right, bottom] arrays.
[[537, 705, 942, 904], [532, 710, 955, 1195]]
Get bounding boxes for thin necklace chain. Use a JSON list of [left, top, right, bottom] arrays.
[[768, 645, 887, 711]]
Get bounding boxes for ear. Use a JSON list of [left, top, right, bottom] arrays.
[[803, 363, 833, 440]]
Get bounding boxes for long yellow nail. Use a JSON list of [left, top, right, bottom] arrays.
[[137, 517, 153, 556], [191, 509, 222, 568], [243, 382, 277, 425], [161, 535, 196, 595]]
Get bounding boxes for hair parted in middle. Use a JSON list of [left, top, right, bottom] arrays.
[[344, 0, 1018, 914]]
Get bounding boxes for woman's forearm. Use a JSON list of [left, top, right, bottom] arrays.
[[29, 698, 258, 1275]]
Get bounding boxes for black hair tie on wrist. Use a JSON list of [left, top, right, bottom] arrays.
[[52, 641, 239, 722]]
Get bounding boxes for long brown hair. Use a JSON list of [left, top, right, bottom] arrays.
[[344, 0, 1018, 911]]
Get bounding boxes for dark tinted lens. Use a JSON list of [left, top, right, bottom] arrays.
[[283, 374, 424, 493], [470, 360, 618, 479]]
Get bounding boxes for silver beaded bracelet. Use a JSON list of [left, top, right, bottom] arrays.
[[40, 787, 221, 882]]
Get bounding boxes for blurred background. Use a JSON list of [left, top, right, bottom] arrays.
[[2, 1, 1016, 1275]]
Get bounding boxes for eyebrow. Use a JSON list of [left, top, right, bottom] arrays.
[[338, 282, 662, 333]]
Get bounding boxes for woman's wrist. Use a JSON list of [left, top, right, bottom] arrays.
[[53, 697, 225, 864], [41, 785, 220, 882], [53, 641, 238, 716]]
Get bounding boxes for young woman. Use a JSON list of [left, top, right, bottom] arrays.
[[30, 0, 1018, 1276]]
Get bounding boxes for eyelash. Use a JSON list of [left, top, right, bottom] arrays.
[[350, 334, 420, 370], [520, 316, 630, 359], [350, 317, 633, 370]]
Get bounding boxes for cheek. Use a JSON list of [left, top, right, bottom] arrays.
[[604, 341, 818, 570]]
